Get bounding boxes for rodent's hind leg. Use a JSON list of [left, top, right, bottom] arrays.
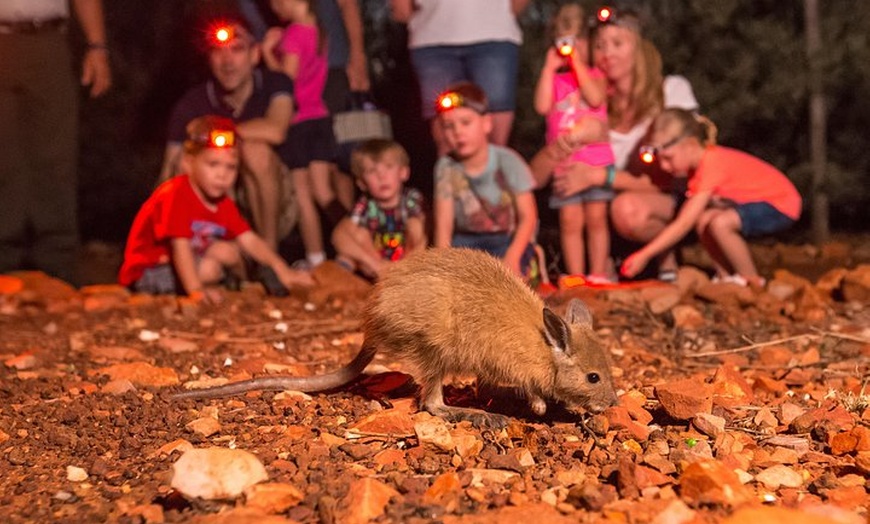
[[419, 376, 509, 428], [438, 406, 510, 429]]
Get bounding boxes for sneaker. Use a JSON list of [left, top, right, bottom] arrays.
[[290, 259, 313, 271], [657, 269, 678, 283], [585, 274, 615, 285], [711, 274, 748, 287]]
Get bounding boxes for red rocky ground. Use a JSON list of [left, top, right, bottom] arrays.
[[0, 240, 868, 523]]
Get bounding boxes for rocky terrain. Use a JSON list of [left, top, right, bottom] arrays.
[[0, 241, 868, 523]]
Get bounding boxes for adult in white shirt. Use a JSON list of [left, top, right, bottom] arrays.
[[530, 7, 698, 279], [390, 0, 531, 152]]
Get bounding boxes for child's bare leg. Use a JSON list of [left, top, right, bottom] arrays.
[[488, 111, 514, 147], [332, 219, 385, 278], [292, 168, 325, 260], [706, 209, 761, 280], [697, 209, 733, 277], [198, 241, 243, 284], [559, 204, 586, 275], [584, 200, 610, 276], [331, 167, 355, 210], [241, 142, 280, 250]]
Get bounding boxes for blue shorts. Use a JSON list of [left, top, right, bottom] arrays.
[[451, 232, 535, 273], [735, 202, 795, 237], [411, 41, 520, 119], [549, 186, 614, 209]]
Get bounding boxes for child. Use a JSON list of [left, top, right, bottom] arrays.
[[119, 116, 314, 303], [331, 139, 427, 279], [533, 1, 616, 284], [262, 0, 346, 269], [620, 108, 802, 286], [433, 81, 539, 278]]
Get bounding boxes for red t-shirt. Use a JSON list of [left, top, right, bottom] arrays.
[[118, 176, 251, 286], [688, 146, 802, 220]]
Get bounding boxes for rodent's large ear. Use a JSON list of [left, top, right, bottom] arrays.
[[565, 299, 593, 328], [543, 307, 570, 353]]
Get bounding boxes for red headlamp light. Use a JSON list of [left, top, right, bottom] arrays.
[[435, 91, 487, 115], [639, 145, 656, 164], [590, 6, 641, 33]]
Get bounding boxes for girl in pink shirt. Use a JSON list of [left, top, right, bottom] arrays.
[[533, 2, 616, 284], [264, 0, 346, 269], [621, 108, 801, 286]]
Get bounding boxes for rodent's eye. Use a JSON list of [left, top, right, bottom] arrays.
[[587, 372, 600, 384]]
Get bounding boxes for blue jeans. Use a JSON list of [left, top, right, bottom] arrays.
[[411, 41, 519, 118], [451, 232, 536, 274], [735, 202, 795, 237]]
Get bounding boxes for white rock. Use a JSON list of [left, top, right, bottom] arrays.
[[66, 466, 88, 482], [171, 448, 268, 500]]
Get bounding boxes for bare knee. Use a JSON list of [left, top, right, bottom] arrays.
[[610, 194, 646, 238], [241, 141, 276, 179]]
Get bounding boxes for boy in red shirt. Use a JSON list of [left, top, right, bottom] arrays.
[[119, 116, 313, 303]]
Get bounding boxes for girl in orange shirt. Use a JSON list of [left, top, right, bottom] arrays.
[[621, 108, 801, 286]]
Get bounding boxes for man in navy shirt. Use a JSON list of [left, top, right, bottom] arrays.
[[159, 14, 294, 250]]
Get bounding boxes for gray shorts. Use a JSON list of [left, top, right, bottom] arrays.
[[133, 264, 181, 295]]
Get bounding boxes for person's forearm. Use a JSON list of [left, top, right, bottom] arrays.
[[171, 240, 203, 294], [236, 118, 287, 145], [405, 218, 427, 252], [511, 0, 532, 16], [389, 0, 414, 22], [72, 0, 107, 45], [528, 142, 565, 189]]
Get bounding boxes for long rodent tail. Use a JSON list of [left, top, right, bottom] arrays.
[[169, 343, 377, 400]]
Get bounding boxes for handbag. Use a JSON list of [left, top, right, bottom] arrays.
[[332, 91, 393, 144]]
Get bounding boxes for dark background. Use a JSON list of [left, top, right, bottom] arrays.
[[76, 0, 870, 245]]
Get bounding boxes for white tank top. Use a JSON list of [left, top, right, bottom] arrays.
[[0, 0, 68, 22], [407, 0, 523, 48]]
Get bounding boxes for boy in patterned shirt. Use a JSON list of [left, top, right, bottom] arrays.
[[331, 139, 427, 279]]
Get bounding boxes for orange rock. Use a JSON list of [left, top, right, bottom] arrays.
[[97, 362, 180, 387], [337, 478, 400, 524], [0, 275, 24, 295], [711, 365, 754, 407], [244, 482, 304, 514], [678, 459, 753, 507], [421, 472, 462, 509], [723, 506, 844, 524], [655, 378, 713, 420]]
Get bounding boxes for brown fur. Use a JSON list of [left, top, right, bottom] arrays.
[[172, 248, 618, 427]]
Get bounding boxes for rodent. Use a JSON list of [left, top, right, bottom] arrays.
[[171, 248, 618, 427]]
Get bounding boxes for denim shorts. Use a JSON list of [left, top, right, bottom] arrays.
[[411, 41, 520, 119], [736, 202, 795, 237], [133, 264, 182, 295], [451, 232, 535, 273], [549, 186, 614, 209]]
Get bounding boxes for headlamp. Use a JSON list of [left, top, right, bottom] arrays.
[[435, 91, 487, 115], [590, 6, 641, 33], [555, 36, 575, 57], [190, 129, 236, 149], [638, 133, 686, 164]]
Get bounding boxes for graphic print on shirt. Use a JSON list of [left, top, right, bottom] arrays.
[[190, 220, 228, 257]]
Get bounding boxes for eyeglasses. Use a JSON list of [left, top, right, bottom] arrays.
[[639, 133, 686, 164], [589, 6, 641, 33], [435, 91, 487, 115]]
